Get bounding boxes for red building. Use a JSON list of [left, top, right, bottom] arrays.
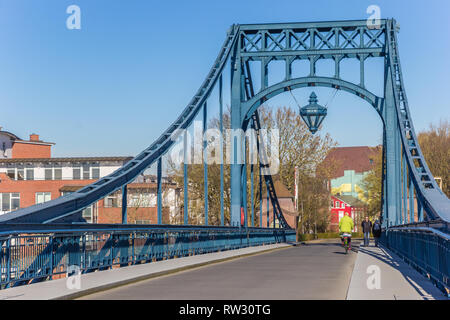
[[0, 128, 180, 224], [329, 195, 366, 233], [261, 180, 298, 229]]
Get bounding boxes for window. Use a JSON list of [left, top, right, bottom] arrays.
[[0, 193, 20, 212], [341, 202, 345, 209], [17, 169, 25, 180], [335, 201, 339, 208], [44, 168, 53, 180], [73, 167, 81, 180], [129, 192, 153, 208], [36, 192, 51, 204], [330, 200, 334, 208], [82, 206, 93, 223], [26, 169, 34, 180], [104, 194, 120, 207], [2, 193, 10, 211], [7, 169, 15, 180], [134, 220, 150, 224], [92, 167, 100, 179], [83, 165, 90, 179], [54, 168, 62, 180], [11, 193, 20, 211]]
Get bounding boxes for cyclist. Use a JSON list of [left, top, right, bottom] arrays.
[[339, 212, 354, 249]]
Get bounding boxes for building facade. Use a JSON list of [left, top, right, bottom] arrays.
[[322, 146, 380, 203], [0, 129, 181, 224], [261, 180, 298, 229], [329, 195, 366, 233]]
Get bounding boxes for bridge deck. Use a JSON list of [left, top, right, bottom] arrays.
[[0, 240, 445, 300], [347, 245, 446, 300], [80, 239, 357, 300]]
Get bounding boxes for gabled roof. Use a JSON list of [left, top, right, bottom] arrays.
[[321, 146, 381, 178], [273, 180, 293, 198], [333, 195, 366, 208]]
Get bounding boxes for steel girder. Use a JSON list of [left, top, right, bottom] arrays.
[[229, 19, 450, 227], [0, 19, 448, 231]]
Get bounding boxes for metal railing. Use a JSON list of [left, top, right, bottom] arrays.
[[0, 224, 296, 289], [382, 227, 450, 296]]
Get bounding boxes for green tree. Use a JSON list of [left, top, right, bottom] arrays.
[[361, 147, 383, 219]]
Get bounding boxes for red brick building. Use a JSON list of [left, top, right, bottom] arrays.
[[329, 195, 366, 233], [261, 180, 298, 229], [0, 128, 181, 224]]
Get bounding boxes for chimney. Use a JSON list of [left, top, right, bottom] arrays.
[[30, 133, 40, 142]]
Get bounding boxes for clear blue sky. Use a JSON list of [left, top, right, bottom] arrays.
[[0, 0, 449, 157]]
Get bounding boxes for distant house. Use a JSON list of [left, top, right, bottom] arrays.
[[261, 180, 298, 229], [329, 195, 366, 233], [321, 146, 381, 203]]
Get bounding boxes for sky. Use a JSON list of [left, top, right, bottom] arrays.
[[0, 0, 449, 157]]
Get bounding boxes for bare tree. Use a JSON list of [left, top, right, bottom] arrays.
[[418, 120, 450, 197]]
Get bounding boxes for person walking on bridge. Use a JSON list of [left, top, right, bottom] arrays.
[[372, 218, 382, 247], [361, 216, 372, 247]]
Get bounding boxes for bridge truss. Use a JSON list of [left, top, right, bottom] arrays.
[[0, 19, 448, 292]]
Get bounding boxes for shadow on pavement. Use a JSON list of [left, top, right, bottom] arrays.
[[357, 245, 446, 300], [303, 239, 361, 255]]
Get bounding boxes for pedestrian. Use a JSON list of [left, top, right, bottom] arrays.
[[361, 216, 372, 246], [372, 218, 382, 247]]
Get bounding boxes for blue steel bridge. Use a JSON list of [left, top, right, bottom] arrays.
[[0, 19, 448, 296]]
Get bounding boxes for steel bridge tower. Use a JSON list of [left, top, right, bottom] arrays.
[[0, 19, 448, 293]]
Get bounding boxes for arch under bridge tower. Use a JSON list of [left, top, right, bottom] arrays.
[[229, 19, 450, 228]]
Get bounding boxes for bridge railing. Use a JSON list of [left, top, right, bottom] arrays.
[[0, 225, 296, 289], [382, 227, 450, 295]]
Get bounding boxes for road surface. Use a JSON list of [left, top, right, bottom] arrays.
[[79, 239, 359, 300]]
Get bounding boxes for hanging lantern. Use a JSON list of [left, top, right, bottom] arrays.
[[299, 92, 327, 134]]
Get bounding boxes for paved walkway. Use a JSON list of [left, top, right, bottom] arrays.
[[0, 239, 446, 300], [79, 239, 357, 300], [347, 243, 447, 300], [0, 243, 290, 300]]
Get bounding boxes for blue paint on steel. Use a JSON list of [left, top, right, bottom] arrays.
[[242, 138, 247, 227], [259, 161, 262, 228], [266, 183, 269, 228], [2, 19, 447, 227], [381, 227, 450, 296], [0, 225, 296, 289], [121, 185, 127, 224], [409, 174, 414, 223], [251, 162, 254, 227], [183, 131, 189, 225], [0, 20, 447, 290], [219, 75, 224, 227], [203, 102, 208, 226], [0, 24, 240, 224], [157, 158, 162, 225], [403, 153, 408, 225]]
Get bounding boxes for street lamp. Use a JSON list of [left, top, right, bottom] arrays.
[[299, 92, 327, 134]]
